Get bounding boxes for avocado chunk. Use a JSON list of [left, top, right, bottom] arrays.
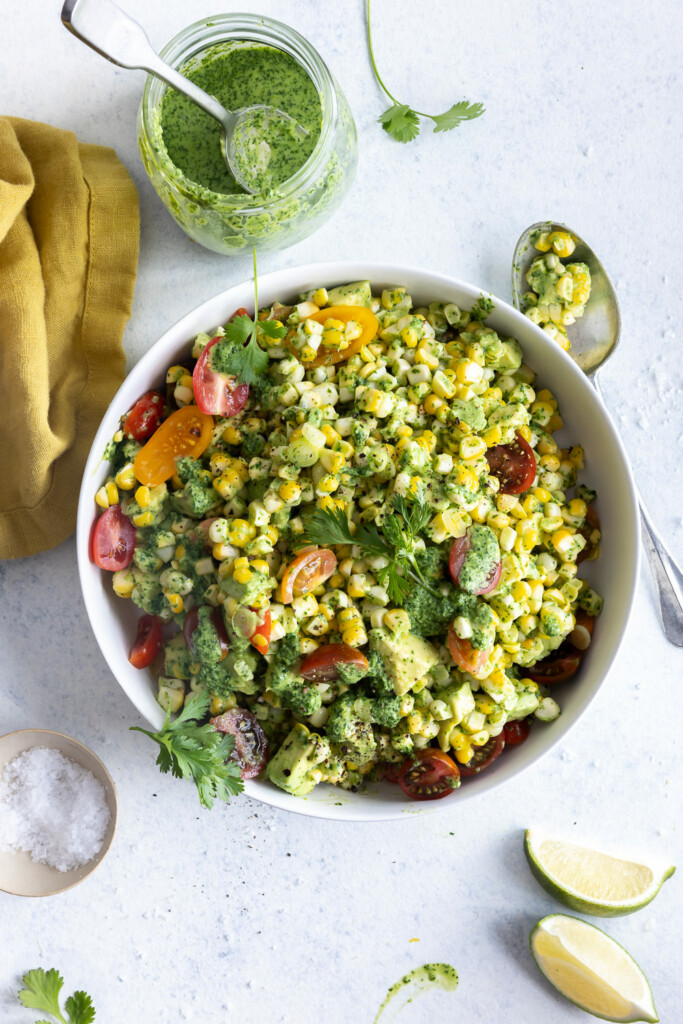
[[434, 680, 475, 725], [267, 723, 332, 797], [327, 280, 373, 308], [369, 629, 439, 696]]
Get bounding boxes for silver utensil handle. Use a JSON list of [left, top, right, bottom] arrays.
[[61, 0, 229, 127], [591, 375, 683, 646], [638, 495, 683, 646]]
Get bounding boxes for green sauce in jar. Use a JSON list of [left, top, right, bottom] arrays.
[[160, 44, 323, 195]]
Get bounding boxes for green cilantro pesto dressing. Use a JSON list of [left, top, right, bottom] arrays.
[[160, 44, 322, 195], [458, 525, 500, 594], [373, 964, 459, 1023]]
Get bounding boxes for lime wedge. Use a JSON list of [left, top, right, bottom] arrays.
[[530, 914, 659, 1022], [524, 829, 675, 917]]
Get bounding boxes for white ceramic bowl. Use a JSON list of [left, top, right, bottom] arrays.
[[77, 262, 639, 821]]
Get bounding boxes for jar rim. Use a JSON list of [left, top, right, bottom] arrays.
[[139, 13, 338, 212]]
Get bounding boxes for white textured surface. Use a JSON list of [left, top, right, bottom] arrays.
[[1, 0, 682, 1020]]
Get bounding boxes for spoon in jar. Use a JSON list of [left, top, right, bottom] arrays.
[[512, 221, 683, 646], [61, 0, 308, 194]]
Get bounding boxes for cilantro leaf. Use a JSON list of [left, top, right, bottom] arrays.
[[366, 0, 484, 144], [131, 691, 244, 809], [429, 100, 485, 133], [64, 992, 95, 1024], [19, 968, 95, 1024], [378, 103, 421, 143]]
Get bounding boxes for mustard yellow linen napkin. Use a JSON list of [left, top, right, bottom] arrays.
[[0, 117, 139, 559]]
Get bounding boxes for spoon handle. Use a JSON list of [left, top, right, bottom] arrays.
[[592, 375, 683, 646], [61, 0, 231, 128]]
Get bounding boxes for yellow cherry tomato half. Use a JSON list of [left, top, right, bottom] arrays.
[[308, 305, 379, 366], [279, 547, 337, 604], [133, 405, 214, 485]]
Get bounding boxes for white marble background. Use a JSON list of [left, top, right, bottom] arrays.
[[1, 0, 682, 1020]]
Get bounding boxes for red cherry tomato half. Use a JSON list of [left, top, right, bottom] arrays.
[[211, 708, 269, 779], [92, 504, 136, 570], [448, 531, 502, 595], [526, 650, 582, 685], [503, 719, 530, 746], [577, 505, 601, 564], [398, 748, 460, 801], [447, 625, 491, 676], [183, 606, 230, 660], [249, 607, 272, 656], [192, 335, 250, 417], [280, 548, 337, 604], [123, 391, 165, 441], [458, 732, 505, 776], [129, 614, 163, 669], [485, 430, 537, 494], [300, 643, 369, 682]]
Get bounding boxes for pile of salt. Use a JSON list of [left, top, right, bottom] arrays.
[[0, 746, 111, 872]]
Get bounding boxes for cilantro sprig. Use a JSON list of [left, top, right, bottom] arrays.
[[366, 0, 484, 143], [18, 968, 95, 1024], [130, 691, 244, 809], [301, 494, 439, 606], [217, 249, 286, 385]]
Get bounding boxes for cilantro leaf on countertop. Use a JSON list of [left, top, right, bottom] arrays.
[[130, 690, 244, 809], [366, 0, 484, 143], [18, 968, 95, 1024], [214, 249, 286, 385]]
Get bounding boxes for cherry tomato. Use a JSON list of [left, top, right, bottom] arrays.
[[459, 733, 505, 776], [183, 606, 230, 660], [526, 650, 582, 685], [92, 504, 136, 570], [280, 548, 337, 604], [129, 614, 163, 669], [485, 430, 537, 494], [382, 762, 403, 784], [447, 625, 491, 677], [192, 335, 250, 417], [133, 405, 213, 485], [448, 531, 502, 595], [249, 607, 272, 656], [300, 643, 369, 682], [503, 719, 530, 746], [398, 749, 460, 801], [577, 505, 601, 563], [305, 306, 379, 367], [123, 391, 165, 441], [211, 708, 269, 779]]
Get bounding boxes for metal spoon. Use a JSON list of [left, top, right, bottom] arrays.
[[61, 0, 307, 194], [512, 221, 683, 646]]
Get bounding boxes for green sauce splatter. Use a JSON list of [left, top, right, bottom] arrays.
[[373, 963, 459, 1023]]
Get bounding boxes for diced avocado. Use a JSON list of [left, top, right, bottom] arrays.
[[506, 691, 540, 721], [164, 633, 197, 681], [266, 723, 332, 797], [369, 630, 439, 696], [449, 398, 486, 432], [327, 280, 373, 308], [435, 681, 475, 725]]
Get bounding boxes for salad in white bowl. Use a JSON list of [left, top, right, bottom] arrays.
[[77, 262, 639, 821]]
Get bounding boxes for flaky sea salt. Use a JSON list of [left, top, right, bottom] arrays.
[[0, 746, 110, 872]]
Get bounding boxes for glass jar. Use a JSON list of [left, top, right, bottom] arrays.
[[137, 14, 357, 255]]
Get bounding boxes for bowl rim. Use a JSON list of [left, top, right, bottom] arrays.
[[77, 259, 640, 821], [0, 728, 118, 896]]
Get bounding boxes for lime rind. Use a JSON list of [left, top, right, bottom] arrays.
[[524, 829, 676, 917], [530, 914, 659, 1023]]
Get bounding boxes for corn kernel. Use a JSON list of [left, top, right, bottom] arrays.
[[114, 463, 136, 491], [165, 592, 184, 614]]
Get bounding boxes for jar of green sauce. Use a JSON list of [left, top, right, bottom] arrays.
[[137, 14, 358, 255]]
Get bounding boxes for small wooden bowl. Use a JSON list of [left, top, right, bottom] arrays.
[[0, 730, 117, 897]]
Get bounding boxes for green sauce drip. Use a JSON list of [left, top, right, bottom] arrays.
[[373, 963, 459, 1023], [160, 43, 322, 195]]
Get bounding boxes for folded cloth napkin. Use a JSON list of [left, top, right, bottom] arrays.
[[0, 117, 139, 559]]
